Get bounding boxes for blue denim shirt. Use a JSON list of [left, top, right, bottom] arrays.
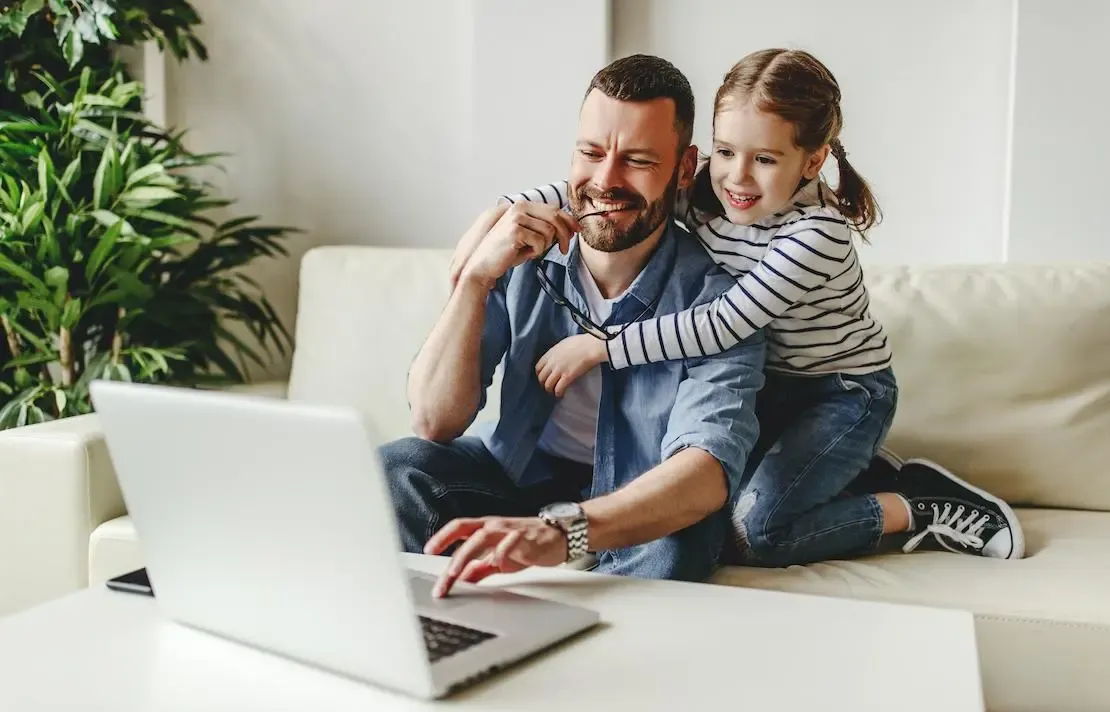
[[472, 220, 766, 501]]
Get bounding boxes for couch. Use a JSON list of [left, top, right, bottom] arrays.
[[2, 245, 1109, 711]]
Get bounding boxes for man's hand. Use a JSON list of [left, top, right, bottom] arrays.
[[423, 516, 568, 597], [536, 333, 608, 398], [458, 203, 579, 290]]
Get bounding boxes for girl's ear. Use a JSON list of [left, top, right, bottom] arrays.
[[803, 144, 831, 180], [679, 145, 699, 189]]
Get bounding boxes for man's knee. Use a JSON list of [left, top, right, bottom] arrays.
[[377, 437, 446, 507]]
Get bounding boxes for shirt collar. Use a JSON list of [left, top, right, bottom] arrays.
[[540, 220, 679, 310]]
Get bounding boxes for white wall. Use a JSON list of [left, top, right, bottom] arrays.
[[1007, 0, 1110, 262], [157, 0, 1108, 376], [163, 0, 606, 377], [614, 0, 1017, 266]]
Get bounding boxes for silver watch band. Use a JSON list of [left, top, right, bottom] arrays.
[[540, 505, 589, 562]]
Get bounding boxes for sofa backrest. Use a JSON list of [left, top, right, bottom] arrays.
[[288, 246, 1110, 512]]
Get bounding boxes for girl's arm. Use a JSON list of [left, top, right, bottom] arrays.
[[605, 213, 854, 369], [500, 180, 692, 219], [499, 182, 571, 209]]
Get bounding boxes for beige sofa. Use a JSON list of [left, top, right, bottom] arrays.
[[2, 246, 1109, 711]]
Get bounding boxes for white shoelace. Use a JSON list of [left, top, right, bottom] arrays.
[[903, 502, 989, 554]]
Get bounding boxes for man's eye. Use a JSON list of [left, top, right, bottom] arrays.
[[628, 158, 651, 167], [579, 150, 602, 160]]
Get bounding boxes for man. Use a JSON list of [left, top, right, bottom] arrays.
[[381, 54, 765, 597]]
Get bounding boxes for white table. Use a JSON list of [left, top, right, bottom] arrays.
[[0, 554, 984, 711]]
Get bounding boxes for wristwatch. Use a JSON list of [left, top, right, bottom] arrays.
[[538, 502, 589, 563]]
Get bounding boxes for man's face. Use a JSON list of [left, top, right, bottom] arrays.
[[568, 90, 689, 252]]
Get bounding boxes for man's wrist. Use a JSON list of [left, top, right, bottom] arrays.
[[456, 268, 497, 295], [538, 502, 589, 562]]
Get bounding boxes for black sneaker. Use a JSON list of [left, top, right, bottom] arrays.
[[897, 458, 1025, 559]]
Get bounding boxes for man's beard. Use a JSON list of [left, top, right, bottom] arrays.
[[569, 172, 678, 253]]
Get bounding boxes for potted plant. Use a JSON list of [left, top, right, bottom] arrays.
[[0, 1, 296, 428]]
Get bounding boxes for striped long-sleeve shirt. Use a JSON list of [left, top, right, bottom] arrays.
[[500, 179, 892, 376]]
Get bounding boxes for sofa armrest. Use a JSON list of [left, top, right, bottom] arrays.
[[0, 413, 122, 617], [0, 379, 288, 617]]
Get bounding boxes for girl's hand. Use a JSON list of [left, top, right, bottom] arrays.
[[535, 334, 608, 397]]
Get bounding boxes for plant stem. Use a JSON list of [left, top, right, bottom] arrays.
[[59, 325, 73, 387], [110, 306, 124, 365], [0, 314, 21, 358]]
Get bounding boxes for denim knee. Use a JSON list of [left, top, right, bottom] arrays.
[[729, 489, 788, 566]]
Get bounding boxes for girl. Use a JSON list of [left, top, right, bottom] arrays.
[[479, 49, 1024, 564]]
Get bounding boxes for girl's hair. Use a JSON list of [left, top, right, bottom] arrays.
[[690, 48, 881, 237]]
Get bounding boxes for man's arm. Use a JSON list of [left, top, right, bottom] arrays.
[[406, 276, 504, 442], [425, 333, 766, 595], [408, 203, 577, 442], [584, 334, 765, 548], [581, 447, 726, 550]]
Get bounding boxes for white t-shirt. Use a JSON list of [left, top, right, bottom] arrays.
[[536, 259, 619, 464]]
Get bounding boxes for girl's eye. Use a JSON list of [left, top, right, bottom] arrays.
[[756, 155, 777, 165], [714, 148, 734, 158], [628, 158, 651, 167]]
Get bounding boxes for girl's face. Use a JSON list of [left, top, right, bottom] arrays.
[[709, 98, 828, 224]]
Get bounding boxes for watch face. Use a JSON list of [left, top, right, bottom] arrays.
[[545, 502, 581, 519]]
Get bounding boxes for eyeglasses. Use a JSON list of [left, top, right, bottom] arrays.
[[533, 249, 656, 342]]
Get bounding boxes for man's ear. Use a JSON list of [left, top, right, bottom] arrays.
[[803, 144, 831, 180], [678, 145, 699, 189]]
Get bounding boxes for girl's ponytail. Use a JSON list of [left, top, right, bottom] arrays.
[[829, 138, 880, 238]]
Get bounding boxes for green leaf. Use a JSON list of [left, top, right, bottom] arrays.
[[44, 266, 69, 289], [60, 156, 81, 187], [66, 27, 85, 67], [0, 121, 52, 135], [90, 210, 135, 236], [121, 187, 180, 206], [75, 119, 114, 142], [54, 389, 68, 414], [86, 218, 125, 281], [79, 94, 123, 109], [133, 210, 198, 232], [20, 200, 45, 234], [37, 149, 54, 195], [61, 298, 82, 328], [0, 253, 45, 291], [3, 352, 56, 369], [93, 143, 117, 209], [125, 163, 167, 188], [110, 82, 143, 105]]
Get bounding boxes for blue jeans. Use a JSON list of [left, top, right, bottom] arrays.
[[378, 436, 727, 582], [726, 367, 898, 567]]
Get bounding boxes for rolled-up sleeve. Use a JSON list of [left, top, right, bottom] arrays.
[[474, 274, 512, 416], [660, 332, 766, 499]]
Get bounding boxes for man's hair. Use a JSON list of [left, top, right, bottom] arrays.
[[584, 54, 695, 151]]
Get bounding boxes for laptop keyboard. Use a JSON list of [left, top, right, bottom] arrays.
[[419, 616, 497, 662]]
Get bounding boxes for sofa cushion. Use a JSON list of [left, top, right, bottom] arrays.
[[865, 263, 1110, 511], [287, 246, 501, 443], [288, 248, 1110, 510]]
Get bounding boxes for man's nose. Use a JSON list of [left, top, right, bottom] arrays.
[[593, 154, 623, 191]]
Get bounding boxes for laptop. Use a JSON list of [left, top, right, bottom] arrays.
[[88, 380, 600, 699]]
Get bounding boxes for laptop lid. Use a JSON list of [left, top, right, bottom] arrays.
[[89, 380, 437, 698]]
